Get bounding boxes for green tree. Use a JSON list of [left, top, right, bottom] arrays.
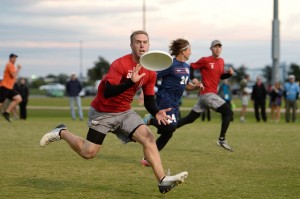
[[262, 65, 272, 85], [87, 56, 110, 82], [232, 65, 248, 83], [57, 74, 69, 85], [288, 63, 300, 80], [30, 77, 45, 88]]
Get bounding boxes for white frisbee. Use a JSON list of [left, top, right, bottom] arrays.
[[140, 50, 173, 71]]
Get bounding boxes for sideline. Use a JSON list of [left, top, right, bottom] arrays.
[[27, 106, 296, 113]]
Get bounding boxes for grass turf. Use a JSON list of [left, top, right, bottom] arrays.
[[0, 97, 299, 198]]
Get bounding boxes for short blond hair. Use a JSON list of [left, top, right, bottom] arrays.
[[130, 30, 149, 44]]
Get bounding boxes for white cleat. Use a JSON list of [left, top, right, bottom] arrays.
[[217, 139, 233, 152], [40, 124, 67, 147], [158, 171, 188, 194]]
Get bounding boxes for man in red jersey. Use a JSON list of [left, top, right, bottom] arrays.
[[177, 40, 235, 151], [40, 30, 188, 194], [0, 53, 22, 122]]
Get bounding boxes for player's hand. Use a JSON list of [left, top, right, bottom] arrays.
[[191, 78, 199, 85], [198, 81, 205, 90], [228, 67, 234, 75], [17, 64, 22, 70], [131, 64, 146, 83], [155, 108, 172, 125]]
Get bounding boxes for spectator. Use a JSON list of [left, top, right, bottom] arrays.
[[269, 82, 283, 123], [239, 74, 250, 122], [15, 78, 29, 120], [201, 109, 211, 122], [251, 76, 267, 122], [283, 75, 299, 123], [218, 79, 234, 121], [66, 73, 83, 121]]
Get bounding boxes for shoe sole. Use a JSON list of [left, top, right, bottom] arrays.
[[40, 124, 66, 147], [159, 172, 188, 194]]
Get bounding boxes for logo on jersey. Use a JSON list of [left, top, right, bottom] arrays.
[[175, 68, 189, 74], [126, 69, 143, 89], [209, 63, 214, 69], [127, 70, 133, 78]]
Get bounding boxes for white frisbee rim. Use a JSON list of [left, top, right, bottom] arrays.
[[140, 50, 173, 71]]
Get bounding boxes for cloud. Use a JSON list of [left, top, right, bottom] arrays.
[[1, 0, 300, 77]]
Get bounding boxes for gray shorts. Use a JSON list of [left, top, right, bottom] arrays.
[[192, 93, 226, 113], [241, 95, 249, 106], [87, 107, 145, 144]]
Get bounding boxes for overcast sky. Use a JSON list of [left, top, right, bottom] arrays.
[[0, 0, 299, 78]]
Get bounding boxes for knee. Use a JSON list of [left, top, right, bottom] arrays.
[[159, 125, 176, 137], [82, 149, 98, 159], [187, 111, 200, 123], [14, 95, 22, 103]]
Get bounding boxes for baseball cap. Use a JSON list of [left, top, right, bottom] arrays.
[[288, 74, 295, 79], [9, 53, 18, 58], [210, 40, 222, 48]]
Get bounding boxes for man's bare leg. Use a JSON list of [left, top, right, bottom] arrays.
[[132, 125, 164, 182], [60, 129, 101, 159]]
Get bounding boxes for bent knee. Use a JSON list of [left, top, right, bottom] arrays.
[[14, 95, 22, 103], [82, 150, 98, 159]]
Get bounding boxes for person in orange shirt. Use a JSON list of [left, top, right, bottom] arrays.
[[0, 53, 22, 122]]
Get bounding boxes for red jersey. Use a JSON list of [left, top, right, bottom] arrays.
[[91, 54, 156, 112], [191, 56, 224, 94]]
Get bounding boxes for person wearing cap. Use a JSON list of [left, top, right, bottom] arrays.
[[177, 40, 235, 151], [283, 74, 299, 123], [66, 73, 84, 121], [0, 53, 22, 122]]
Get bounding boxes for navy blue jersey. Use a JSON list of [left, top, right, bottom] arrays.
[[156, 58, 190, 108]]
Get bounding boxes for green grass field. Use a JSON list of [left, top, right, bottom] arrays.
[[0, 97, 299, 198]]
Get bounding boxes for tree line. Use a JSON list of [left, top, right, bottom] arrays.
[[30, 56, 300, 88]]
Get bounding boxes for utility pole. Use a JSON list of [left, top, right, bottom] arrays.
[[272, 0, 280, 84]]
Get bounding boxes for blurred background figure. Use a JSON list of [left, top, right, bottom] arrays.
[[15, 78, 29, 120], [283, 75, 299, 123], [269, 82, 283, 123], [66, 73, 83, 121], [0, 53, 22, 122], [239, 74, 250, 122], [218, 79, 234, 121], [251, 76, 267, 122], [201, 109, 211, 122]]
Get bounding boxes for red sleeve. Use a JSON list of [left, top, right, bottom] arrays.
[[190, 57, 206, 70], [105, 59, 124, 85]]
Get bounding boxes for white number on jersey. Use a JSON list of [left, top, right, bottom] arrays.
[[180, 76, 189, 85]]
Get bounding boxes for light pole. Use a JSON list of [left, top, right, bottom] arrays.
[[79, 40, 83, 80], [272, 0, 280, 84], [143, 0, 146, 30]]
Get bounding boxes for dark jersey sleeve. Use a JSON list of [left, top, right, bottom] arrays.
[[103, 79, 134, 98]]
